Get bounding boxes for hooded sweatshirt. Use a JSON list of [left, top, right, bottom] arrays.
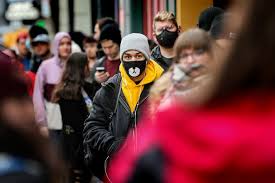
[[33, 32, 71, 127], [119, 33, 163, 112], [119, 60, 163, 112]]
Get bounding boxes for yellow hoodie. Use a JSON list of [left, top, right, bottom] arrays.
[[120, 60, 164, 112]]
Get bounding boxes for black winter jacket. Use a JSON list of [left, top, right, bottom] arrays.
[[83, 73, 152, 177], [151, 46, 173, 72]]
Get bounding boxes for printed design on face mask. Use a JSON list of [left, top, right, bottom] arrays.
[[128, 67, 141, 77], [123, 60, 147, 78]]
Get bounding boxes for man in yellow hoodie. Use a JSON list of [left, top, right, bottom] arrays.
[[83, 33, 163, 179]]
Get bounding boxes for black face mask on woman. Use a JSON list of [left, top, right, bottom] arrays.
[[156, 29, 179, 48], [123, 60, 147, 78]]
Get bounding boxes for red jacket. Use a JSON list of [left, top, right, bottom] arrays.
[[25, 71, 36, 96], [109, 90, 275, 183]]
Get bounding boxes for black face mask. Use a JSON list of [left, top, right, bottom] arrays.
[[123, 60, 147, 78], [156, 29, 179, 48]]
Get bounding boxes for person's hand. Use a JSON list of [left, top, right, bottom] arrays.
[[1, 98, 35, 128], [95, 71, 110, 83], [1, 98, 49, 138], [40, 126, 49, 137]]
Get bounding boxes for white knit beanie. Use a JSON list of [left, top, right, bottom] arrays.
[[120, 33, 150, 60]]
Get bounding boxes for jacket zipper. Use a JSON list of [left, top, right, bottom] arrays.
[[117, 88, 150, 153], [139, 95, 149, 105], [132, 94, 149, 152], [119, 96, 131, 113]]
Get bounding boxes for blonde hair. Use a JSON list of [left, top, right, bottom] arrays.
[[153, 11, 178, 30]]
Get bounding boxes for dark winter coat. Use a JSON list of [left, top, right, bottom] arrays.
[[151, 46, 173, 72], [83, 73, 152, 178]]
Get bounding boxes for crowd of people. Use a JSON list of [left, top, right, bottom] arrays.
[[1, 0, 275, 182]]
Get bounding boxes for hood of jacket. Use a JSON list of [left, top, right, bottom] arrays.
[[52, 32, 71, 58], [119, 59, 163, 112]]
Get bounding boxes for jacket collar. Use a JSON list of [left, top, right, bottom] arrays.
[[151, 46, 162, 60]]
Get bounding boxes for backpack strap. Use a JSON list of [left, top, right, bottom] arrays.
[[108, 74, 122, 120], [113, 81, 122, 115]]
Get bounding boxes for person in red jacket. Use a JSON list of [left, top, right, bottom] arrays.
[[2, 48, 36, 96], [0, 54, 64, 183], [108, 0, 275, 182]]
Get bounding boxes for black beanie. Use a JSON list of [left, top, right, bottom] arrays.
[[210, 13, 236, 40], [198, 6, 224, 31], [29, 25, 49, 40], [99, 24, 121, 45]]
